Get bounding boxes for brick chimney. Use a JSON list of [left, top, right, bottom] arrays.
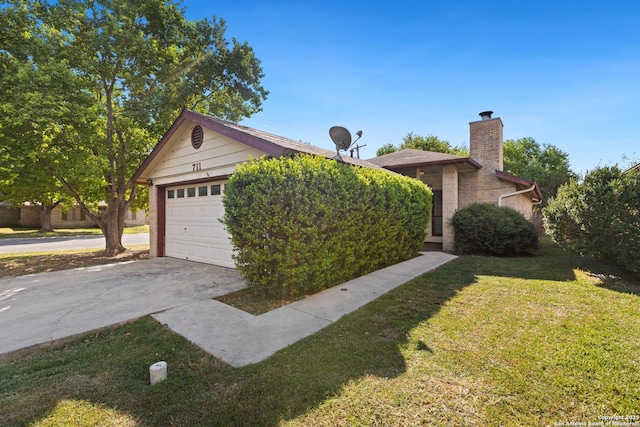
[[469, 111, 504, 172]]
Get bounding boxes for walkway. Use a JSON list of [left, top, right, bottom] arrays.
[[154, 252, 457, 367]]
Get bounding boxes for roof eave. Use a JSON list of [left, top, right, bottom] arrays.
[[379, 157, 482, 171], [495, 170, 543, 201]]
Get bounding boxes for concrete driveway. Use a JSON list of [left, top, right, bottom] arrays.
[[0, 258, 246, 358]]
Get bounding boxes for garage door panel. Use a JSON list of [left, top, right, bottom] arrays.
[[164, 181, 234, 268]]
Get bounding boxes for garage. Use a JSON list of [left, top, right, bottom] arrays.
[[164, 181, 233, 267], [133, 109, 373, 268]]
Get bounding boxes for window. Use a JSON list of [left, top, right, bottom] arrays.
[[177, 189, 185, 198], [168, 190, 175, 199], [62, 208, 85, 221], [198, 186, 208, 196], [432, 190, 443, 236], [210, 184, 221, 195], [187, 187, 196, 197]]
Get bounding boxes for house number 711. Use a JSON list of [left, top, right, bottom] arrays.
[[192, 162, 202, 171]]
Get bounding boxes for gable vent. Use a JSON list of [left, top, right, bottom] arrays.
[[191, 125, 203, 149]]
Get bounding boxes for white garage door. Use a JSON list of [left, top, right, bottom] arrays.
[[165, 181, 235, 268]]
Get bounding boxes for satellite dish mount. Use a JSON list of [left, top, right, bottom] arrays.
[[329, 126, 363, 162]]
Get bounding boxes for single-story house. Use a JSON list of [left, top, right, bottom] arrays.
[[0, 203, 146, 229], [133, 109, 379, 268], [133, 109, 540, 267], [368, 111, 541, 251]]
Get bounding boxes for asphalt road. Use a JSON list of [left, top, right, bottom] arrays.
[[0, 233, 149, 254]]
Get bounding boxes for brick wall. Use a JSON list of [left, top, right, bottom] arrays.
[[0, 206, 20, 227], [468, 114, 534, 220], [470, 116, 503, 173], [19, 206, 41, 228]]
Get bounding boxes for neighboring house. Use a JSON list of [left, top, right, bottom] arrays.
[[134, 109, 540, 268], [368, 111, 541, 251], [0, 203, 146, 228]]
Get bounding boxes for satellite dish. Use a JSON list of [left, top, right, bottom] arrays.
[[329, 126, 352, 151]]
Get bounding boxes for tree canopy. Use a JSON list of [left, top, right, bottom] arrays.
[[376, 133, 469, 157], [503, 137, 576, 205], [1, 0, 268, 254]]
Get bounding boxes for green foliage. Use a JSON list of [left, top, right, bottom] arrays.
[[376, 143, 397, 157], [376, 133, 469, 157], [451, 203, 539, 256], [543, 166, 640, 274], [400, 133, 469, 156], [222, 154, 432, 296], [503, 137, 576, 205], [1, 0, 267, 254]]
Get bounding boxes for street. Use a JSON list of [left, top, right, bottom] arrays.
[[0, 233, 149, 254]]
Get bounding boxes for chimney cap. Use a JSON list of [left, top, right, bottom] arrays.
[[479, 111, 494, 120]]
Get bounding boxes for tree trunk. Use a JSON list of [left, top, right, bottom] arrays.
[[104, 198, 126, 256], [38, 203, 58, 233]]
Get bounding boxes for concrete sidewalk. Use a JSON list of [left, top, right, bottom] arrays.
[[153, 251, 457, 367]]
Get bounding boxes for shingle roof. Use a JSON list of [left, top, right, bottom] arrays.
[[367, 148, 481, 169], [184, 110, 381, 169]]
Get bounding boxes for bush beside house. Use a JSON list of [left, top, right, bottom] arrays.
[[543, 166, 640, 274], [222, 154, 432, 296], [451, 203, 539, 256]]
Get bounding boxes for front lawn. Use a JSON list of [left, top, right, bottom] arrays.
[[1, 241, 638, 426], [0, 225, 149, 239]]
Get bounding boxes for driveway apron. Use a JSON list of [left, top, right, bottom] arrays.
[[0, 258, 246, 357]]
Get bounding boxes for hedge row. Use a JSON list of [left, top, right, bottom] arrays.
[[221, 154, 432, 296], [451, 203, 539, 256], [543, 166, 639, 274]]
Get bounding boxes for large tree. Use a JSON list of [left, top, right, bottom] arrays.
[[0, 7, 90, 231], [503, 137, 576, 205], [1, 0, 267, 255], [376, 133, 469, 157]]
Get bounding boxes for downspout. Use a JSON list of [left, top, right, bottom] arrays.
[[498, 184, 537, 207]]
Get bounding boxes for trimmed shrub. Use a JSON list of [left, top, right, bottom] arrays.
[[451, 203, 539, 256], [543, 166, 640, 274], [221, 154, 432, 296]]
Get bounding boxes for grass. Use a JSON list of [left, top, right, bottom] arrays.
[[0, 246, 149, 279], [0, 225, 149, 239], [1, 240, 639, 425]]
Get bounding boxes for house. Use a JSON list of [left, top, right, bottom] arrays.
[[134, 109, 540, 267], [133, 109, 380, 267], [368, 111, 541, 251], [0, 203, 146, 228]]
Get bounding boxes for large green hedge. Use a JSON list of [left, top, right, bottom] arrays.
[[451, 203, 539, 256], [221, 154, 432, 296], [543, 166, 640, 274]]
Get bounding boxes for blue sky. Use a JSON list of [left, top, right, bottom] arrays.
[[184, 0, 639, 175]]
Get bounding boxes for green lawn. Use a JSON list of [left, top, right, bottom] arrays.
[[0, 225, 149, 239], [1, 241, 638, 426]]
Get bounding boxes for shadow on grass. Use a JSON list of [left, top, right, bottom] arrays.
[[0, 258, 477, 426], [4, 241, 638, 426]]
